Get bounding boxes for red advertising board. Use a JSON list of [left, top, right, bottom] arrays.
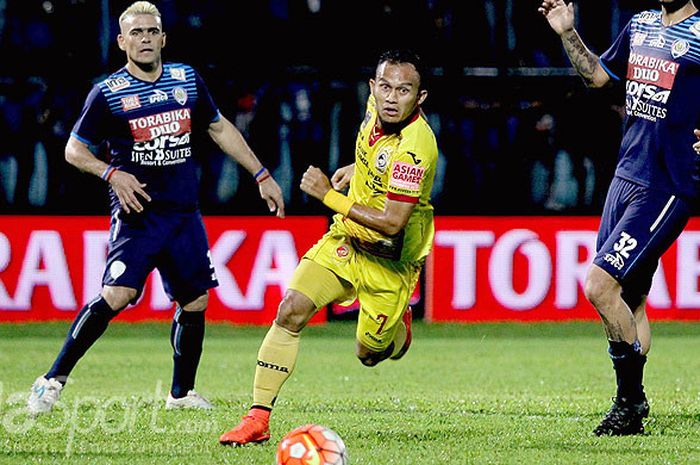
[[0, 216, 328, 323], [426, 217, 700, 322], [3, 215, 700, 323]]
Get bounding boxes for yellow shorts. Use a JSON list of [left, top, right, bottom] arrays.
[[288, 225, 421, 352]]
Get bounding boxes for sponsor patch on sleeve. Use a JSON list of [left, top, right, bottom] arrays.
[[389, 161, 425, 193]]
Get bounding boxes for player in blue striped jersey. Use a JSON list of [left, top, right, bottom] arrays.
[[27, 1, 285, 414], [541, 0, 700, 436]]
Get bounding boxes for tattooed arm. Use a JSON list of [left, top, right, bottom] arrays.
[[539, 0, 611, 88]]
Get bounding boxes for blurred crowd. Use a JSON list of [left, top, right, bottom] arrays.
[[0, 0, 651, 215]]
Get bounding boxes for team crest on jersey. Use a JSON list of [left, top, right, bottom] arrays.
[[335, 244, 349, 258], [121, 95, 141, 111], [375, 150, 389, 174], [690, 21, 700, 38], [649, 34, 666, 49], [173, 87, 188, 105], [170, 67, 186, 81], [671, 39, 690, 58], [105, 77, 130, 93], [637, 11, 659, 25]]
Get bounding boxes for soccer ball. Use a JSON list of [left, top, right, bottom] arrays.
[[276, 424, 349, 465]]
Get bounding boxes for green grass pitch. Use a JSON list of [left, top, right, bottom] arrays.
[[1, 320, 700, 464]]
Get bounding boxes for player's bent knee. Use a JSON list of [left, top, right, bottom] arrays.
[[182, 293, 208, 312], [102, 286, 137, 311], [584, 266, 617, 308], [275, 290, 315, 332]]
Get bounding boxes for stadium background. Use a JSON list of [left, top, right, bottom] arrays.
[[2, 0, 700, 323]]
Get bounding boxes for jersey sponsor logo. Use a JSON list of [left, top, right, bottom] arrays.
[[128, 108, 192, 141], [649, 34, 666, 49], [626, 81, 671, 103], [632, 32, 647, 47], [637, 11, 660, 25], [128, 109, 193, 166], [169, 67, 186, 81], [390, 161, 425, 192], [690, 21, 700, 38], [671, 39, 690, 58], [625, 81, 669, 121], [149, 89, 168, 104], [104, 76, 130, 92], [173, 86, 188, 105], [627, 53, 678, 88], [121, 95, 141, 111]]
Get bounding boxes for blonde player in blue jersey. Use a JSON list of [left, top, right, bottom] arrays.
[[27, 1, 285, 415], [541, 0, 700, 436], [220, 49, 438, 446]]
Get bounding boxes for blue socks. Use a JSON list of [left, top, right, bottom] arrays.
[[608, 340, 647, 403], [46, 296, 117, 382], [170, 306, 205, 398]]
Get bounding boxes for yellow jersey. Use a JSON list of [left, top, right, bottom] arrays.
[[333, 94, 438, 264]]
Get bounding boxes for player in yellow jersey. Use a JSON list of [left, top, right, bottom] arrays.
[[220, 49, 438, 446]]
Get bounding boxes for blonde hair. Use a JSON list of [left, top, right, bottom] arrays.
[[119, 1, 161, 26]]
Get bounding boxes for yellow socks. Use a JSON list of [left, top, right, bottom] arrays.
[[252, 322, 300, 408]]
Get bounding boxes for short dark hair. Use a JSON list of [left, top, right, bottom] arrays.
[[377, 49, 427, 89]]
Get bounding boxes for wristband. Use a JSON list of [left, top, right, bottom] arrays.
[[256, 173, 271, 184], [322, 189, 354, 216], [105, 167, 118, 182], [253, 167, 267, 180], [100, 165, 113, 180], [101, 166, 117, 182]]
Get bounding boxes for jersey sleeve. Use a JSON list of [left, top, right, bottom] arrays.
[[386, 145, 432, 203], [70, 84, 110, 146], [193, 69, 221, 124], [600, 18, 633, 81]]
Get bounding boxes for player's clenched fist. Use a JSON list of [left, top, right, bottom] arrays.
[[538, 0, 575, 35], [300, 165, 333, 201]]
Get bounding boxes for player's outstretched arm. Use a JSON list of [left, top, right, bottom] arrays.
[[301, 165, 414, 236], [330, 164, 355, 191], [539, 0, 610, 88], [65, 136, 151, 213], [208, 115, 285, 218]]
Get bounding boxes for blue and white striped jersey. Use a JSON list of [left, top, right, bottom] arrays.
[[600, 10, 700, 200], [71, 62, 220, 213]]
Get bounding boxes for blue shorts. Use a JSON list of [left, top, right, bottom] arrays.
[[593, 177, 691, 295], [103, 210, 218, 305]]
